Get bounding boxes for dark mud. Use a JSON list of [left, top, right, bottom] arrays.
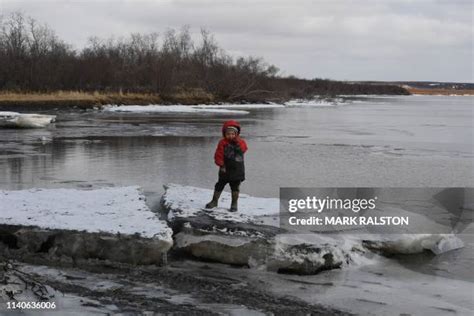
[[1, 251, 350, 315]]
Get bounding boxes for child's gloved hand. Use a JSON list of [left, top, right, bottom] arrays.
[[219, 166, 226, 173]]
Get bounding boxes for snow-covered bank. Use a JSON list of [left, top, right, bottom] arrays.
[[163, 184, 464, 274], [103, 104, 249, 115], [102, 98, 373, 114], [194, 103, 285, 109], [411, 94, 474, 97], [0, 111, 56, 128], [102, 100, 348, 114], [284, 98, 347, 107], [0, 186, 173, 264]]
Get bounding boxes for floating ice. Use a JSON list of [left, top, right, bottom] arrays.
[[362, 233, 464, 255], [0, 111, 56, 128]]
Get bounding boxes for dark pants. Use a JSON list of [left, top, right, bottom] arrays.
[[215, 172, 241, 192]]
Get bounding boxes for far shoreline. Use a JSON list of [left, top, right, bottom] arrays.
[[405, 88, 474, 96], [0, 90, 401, 111], [0, 88, 472, 112]]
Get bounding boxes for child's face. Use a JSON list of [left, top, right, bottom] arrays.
[[225, 130, 237, 140]]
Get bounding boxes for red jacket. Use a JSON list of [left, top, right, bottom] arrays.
[[214, 137, 248, 167]]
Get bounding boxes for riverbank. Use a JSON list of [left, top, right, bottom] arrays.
[[0, 257, 350, 315], [0, 90, 215, 111], [0, 89, 410, 111], [406, 87, 474, 96]]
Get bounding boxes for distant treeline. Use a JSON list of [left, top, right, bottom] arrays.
[[0, 12, 408, 103]]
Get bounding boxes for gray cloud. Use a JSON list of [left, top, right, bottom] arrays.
[[2, 0, 472, 81]]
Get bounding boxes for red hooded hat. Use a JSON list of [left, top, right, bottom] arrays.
[[222, 120, 241, 136]]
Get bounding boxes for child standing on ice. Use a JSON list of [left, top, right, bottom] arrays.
[[205, 120, 248, 212]]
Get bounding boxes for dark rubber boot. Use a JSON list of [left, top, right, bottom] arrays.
[[230, 191, 239, 212], [205, 190, 222, 209]]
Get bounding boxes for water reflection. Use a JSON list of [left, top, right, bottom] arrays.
[[1, 136, 220, 197]]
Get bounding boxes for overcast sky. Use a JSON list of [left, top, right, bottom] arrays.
[[2, 0, 472, 82]]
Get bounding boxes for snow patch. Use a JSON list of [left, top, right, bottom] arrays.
[[0, 186, 172, 242]]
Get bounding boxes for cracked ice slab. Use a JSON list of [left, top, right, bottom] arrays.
[[0, 186, 173, 264], [162, 184, 464, 273], [164, 183, 280, 227], [162, 184, 353, 273]]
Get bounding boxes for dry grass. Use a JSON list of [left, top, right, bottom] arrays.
[[0, 91, 160, 102], [166, 88, 214, 104], [0, 90, 175, 109], [0, 89, 222, 110], [0, 89, 217, 107], [406, 88, 474, 96]]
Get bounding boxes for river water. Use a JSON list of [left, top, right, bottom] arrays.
[[0, 95, 473, 313], [1, 95, 472, 196]]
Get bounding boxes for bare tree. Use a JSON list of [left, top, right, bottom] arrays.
[[0, 12, 409, 100]]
